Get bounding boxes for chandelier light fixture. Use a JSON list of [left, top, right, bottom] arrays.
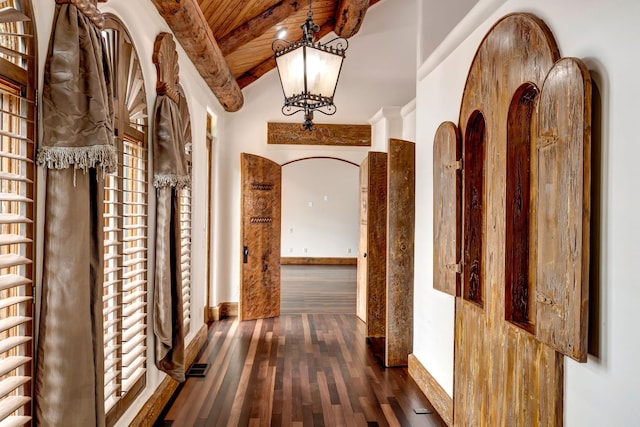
[[272, 0, 348, 130]]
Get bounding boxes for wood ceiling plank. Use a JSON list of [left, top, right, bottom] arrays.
[[200, 0, 281, 39], [218, 0, 301, 56], [228, 6, 335, 78], [236, 57, 275, 89]]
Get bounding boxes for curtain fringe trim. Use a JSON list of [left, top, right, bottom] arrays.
[[36, 145, 117, 174], [153, 174, 191, 189]]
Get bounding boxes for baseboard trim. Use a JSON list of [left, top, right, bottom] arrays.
[[130, 323, 208, 427], [207, 302, 239, 321], [280, 257, 357, 265], [408, 353, 453, 426]]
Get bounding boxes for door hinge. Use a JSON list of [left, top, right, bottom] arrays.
[[446, 159, 463, 170], [446, 263, 462, 274]]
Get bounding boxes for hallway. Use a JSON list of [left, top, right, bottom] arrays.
[[158, 266, 444, 426]]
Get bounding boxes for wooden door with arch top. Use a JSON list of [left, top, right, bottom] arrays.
[[240, 153, 282, 320]]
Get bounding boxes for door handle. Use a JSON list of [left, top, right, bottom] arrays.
[[243, 246, 249, 263]]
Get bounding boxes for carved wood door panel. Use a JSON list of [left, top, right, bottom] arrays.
[[240, 153, 282, 320]]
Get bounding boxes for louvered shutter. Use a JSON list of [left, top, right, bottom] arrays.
[[179, 183, 191, 333], [0, 3, 35, 425], [177, 86, 192, 335], [102, 18, 149, 419], [120, 138, 148, 393], [535, 58, 591, 362]]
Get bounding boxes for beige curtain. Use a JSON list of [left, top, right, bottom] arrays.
[[35, 3, 114, 426], [153, 94, 190, 382]]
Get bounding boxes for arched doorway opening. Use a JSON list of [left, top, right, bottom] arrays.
[[280, 157, 360, 314]]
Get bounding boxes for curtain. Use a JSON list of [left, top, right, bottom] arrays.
[[35, 3, 114, 426], [153, 94, 190, 382]]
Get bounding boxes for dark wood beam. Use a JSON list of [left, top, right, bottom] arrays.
[[218, 0, 301, 56], [237, 20, 335, 89], [150, 0, 244, 112], [334, 0, 372, 38], [268, 122, 371, 146]]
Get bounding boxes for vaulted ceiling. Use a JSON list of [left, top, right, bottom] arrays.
[[150, 0, 377, 112]]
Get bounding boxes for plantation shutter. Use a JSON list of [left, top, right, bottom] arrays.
[[433, 121, 461, 296], [177, 85, 192, 334], [179, 182, 191, 333], [0, 3, 35, 425], [102, 17, 149, 420], [535, 57, 591, 362]]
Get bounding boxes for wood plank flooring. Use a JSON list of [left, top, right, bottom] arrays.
[[158, 266, 445, 426], [281, 265, 357, 314]]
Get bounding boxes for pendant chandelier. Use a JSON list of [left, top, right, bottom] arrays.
[[272, 0, 348, 131]]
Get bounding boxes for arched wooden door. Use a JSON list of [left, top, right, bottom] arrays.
[[240, 153, 282, 320]]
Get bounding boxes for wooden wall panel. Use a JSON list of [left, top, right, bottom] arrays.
[[385, 139, 414, 367], [452, 14, 566, 426], [433, 122, 461, 296], [430, 12, 591, 426]]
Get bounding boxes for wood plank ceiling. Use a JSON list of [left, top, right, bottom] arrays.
[[151, 0, 377, 111]]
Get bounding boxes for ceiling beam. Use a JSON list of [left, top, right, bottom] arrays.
[[334, 0, 371, 38], [236, 21, 335, 89], [218, 0, 301, 56], [150, 0, 244, 112]]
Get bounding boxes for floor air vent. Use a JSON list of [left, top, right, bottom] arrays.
[[186, 363, 210, 378]]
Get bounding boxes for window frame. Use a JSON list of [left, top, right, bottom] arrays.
[[100, 15, 149, 426], [0, 0, 36, 425]]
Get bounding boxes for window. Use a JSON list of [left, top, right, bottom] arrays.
[[179, 170, 191, 333], [177, 87, 192, 335], [463, 110, 485, 306], [0, 1, 35, 425], [505, 83, 538, 331], [101, 17, 148, 424]]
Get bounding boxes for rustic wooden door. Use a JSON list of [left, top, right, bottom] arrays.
[[240, 153, 282, 320], [385, 139, 415, 367], [356, 152, 387, 334]]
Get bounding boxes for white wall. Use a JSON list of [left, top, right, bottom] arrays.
[[401, 99, 417, 142], [31, 1, 224, 425], [413, 0, 640, 425], [281, 159, 359, 258], [370, 106, 403, 151]]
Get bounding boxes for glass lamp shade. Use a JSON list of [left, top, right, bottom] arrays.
[[275, 43, 345, 104]]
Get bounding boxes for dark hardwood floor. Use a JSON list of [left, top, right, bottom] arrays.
[[158, 266, 445, 426]]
